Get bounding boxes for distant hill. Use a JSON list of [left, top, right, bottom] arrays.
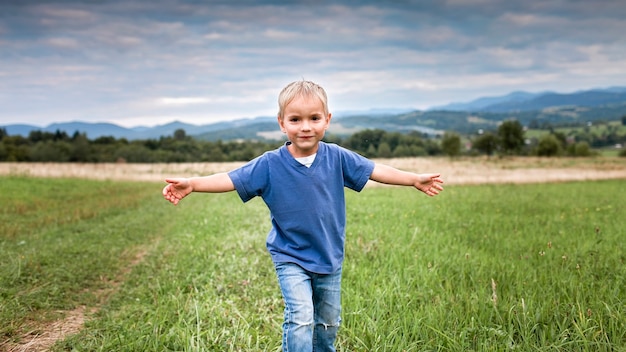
[[432, 86, 626, 112], [483, 89, 626, 112], [2, 118, 277, 141], [3, 87, 626, 140], [434, 91, 547, 111]]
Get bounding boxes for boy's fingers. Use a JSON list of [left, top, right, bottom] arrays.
[[163, 184, 177, 197]]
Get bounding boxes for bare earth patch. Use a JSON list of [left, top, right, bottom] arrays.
[[4, 307, 90, 352], [0, 157, 624, 351], [2, 245, 156, 352]]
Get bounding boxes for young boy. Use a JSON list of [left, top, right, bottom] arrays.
[[162, 80, 443, 351]]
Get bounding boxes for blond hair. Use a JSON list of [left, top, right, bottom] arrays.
[[277, 80, 329, 119]]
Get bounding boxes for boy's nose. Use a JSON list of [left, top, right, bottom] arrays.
[[301, 120, 311, 130]]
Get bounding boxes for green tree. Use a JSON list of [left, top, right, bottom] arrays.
[[381, 132, 402, 152], [536, 134, 562, 156], [366, 144, 377, 157], [473, 132, 498, 156], [115, 143, 154, 163], [552, 131, 567, 148], [377, 142, 392, 158], [441, 132, 461, 157], [28, 130, 58, 143], [392, 144, 410, 157], [174, 129, 187, 141], [409, 145, 427, 156], [30, 141, 71, 162], [1, 135, 30, 161], [572, 141, 593, 157], [70, 132, 92, 162], [203, 144, 227, 162], [0, 143, 6, 160], [54, 130, 70, 141], [345, 129, 386, 155], [229, 145, 256, 161], [497, 120, 525, 155], [93, 136, 117, 145]]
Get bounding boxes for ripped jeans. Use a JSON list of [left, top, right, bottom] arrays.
[[274, 262, 342, 352]]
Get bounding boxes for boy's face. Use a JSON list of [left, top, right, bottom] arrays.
[[278, 94, 331, 158]]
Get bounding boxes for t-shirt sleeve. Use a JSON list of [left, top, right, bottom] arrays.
[[340, 147, 375, 192], [227, 155, 269, 202]]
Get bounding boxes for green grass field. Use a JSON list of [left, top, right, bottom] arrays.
[[1, 176, 625, 351]]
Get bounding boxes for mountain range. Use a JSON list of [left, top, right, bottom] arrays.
[[3, 87, 626, 141], [432, 86, 626, 112]]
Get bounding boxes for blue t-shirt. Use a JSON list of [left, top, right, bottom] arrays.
[[228, 141, 375, 274]]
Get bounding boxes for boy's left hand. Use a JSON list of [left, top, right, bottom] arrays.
[[163, 178, 192, 205], [415, 173, 444, 196]]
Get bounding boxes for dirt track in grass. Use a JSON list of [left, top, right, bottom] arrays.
[[2, 246, 154, 352]]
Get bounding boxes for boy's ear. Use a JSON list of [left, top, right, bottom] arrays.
[[277, 115, 286, 133], [325, 113, 332, 129]]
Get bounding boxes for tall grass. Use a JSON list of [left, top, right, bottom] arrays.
[[1, 177, 624, 351], [0, 177, 172, 341], [341, 182, 625, 351]]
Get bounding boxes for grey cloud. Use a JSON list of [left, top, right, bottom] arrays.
[[1, 0, 625, 127]]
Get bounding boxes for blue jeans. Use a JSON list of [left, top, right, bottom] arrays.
[[274, 262, 342, 352]]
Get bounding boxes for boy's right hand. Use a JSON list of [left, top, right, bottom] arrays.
[[162, 178, 192, 205]]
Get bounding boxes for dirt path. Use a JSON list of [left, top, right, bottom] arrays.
[[2, 244, 157, 352]]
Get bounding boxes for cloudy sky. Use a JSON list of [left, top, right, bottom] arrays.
[[1, 0, 625, 128]]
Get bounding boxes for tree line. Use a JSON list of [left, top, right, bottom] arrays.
[[0, 128, 443, 162], [0, 118, 624, 163], [455, 119, 625, 157]]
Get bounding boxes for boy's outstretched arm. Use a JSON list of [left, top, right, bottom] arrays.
[[162, 172, 235, 205], [370, 163, 444, 196]]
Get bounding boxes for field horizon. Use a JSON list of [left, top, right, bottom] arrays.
[[1, 156, 625, 186]]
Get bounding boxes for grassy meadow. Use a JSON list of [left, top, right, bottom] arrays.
[[1, 176, 625, 351]]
